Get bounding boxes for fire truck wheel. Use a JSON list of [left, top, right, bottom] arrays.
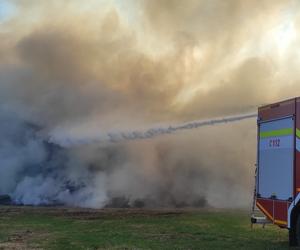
[[296, 215, 300, 245], [289, 227, 297, 246]]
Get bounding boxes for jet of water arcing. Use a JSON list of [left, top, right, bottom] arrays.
[[49, 113, 257, 147]]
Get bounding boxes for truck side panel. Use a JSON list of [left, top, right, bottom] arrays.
[[256, 198, 274, 220], [257, 98, 297, 228], [258, 99, 295, 121], [274, 200, 290, 226], [258, 117, 294, 200], [257, 197, 290, 226], [295, 98, 300, 193]]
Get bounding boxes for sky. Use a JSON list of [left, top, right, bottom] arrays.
[[0, 0, 15, 21], [0, 0, 300, 208]]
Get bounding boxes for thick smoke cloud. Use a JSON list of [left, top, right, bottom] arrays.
[[0, 0, 299, 208]]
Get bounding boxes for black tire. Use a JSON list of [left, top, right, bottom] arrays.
[[295, 215, 300, 246], [289, 227, 297, 246]]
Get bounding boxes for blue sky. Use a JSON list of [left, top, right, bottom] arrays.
[[0, 0, 15, 21], [0, 0, 136, 23]]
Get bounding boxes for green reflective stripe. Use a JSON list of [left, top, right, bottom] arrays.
[[260, 128, 293, 138], [297, 129, 300, 139]]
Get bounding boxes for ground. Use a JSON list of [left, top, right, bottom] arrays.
[[0, 206, 291, 249]]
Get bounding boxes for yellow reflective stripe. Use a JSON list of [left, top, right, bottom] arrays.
[[274, 219, 287, 225], [296, 128, 300, 139], [260, 128, 293, 138]]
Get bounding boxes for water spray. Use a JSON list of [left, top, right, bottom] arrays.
[[50, 112, 257, 147]]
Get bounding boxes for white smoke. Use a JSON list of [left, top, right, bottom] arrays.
[[0, 107, 257, 208]]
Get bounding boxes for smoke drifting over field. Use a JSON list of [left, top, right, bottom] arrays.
[[0, 0, 300, 208]]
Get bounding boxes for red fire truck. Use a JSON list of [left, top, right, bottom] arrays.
[[252, 97, 300, 245]]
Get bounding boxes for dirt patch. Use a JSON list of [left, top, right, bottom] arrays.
[[0, 230, 39, 250], [0, 206, 192, 221], [0, 242, 26, 250], [40, 208, 187, 221], [0, 226, 48, 250]]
